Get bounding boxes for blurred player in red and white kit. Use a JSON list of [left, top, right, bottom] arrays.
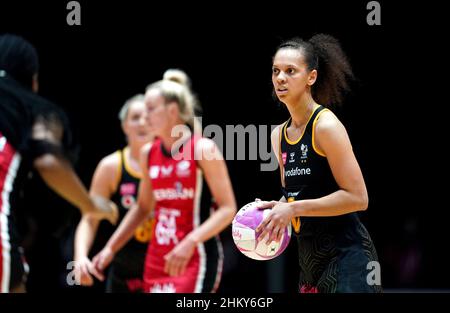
[[93, 69, 237, 293]]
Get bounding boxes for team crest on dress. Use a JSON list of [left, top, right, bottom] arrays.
[[289, 152, 296, 163], [176, 160, 191, 177], [301, 144, 308, 159]]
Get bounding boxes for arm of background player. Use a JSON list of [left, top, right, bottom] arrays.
[[187, 138, 237, 244], [31, 120, 117, 223], [91, 143, 154, 274], [74, 154, 119, 284]]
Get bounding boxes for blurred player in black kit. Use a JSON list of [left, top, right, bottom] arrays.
[[0, 34, 117, 292]]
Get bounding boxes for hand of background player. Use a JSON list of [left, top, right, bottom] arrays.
[[255, 200, 294, 244], [74, 256, 96, 286], [88, 195, 119, 225], [91, 246, 114, 281], [163, 236, 196, 277]]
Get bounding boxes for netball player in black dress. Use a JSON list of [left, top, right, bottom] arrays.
[[256, 34, 382, 293]]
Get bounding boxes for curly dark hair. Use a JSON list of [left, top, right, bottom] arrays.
[[275, 34, 354, 106]]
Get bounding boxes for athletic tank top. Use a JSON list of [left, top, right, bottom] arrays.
[[279, 105, 362, 236], [146, 135, 219, 266]]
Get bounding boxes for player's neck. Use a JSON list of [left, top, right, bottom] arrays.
[[288, 94, 317, 128], [127, 143, 142, 163], [160, 123, 192, 154], [125, 145, 141, 173]]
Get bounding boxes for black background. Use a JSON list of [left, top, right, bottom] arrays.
[[1, 0, 447, 293]]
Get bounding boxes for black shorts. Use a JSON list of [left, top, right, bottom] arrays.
[[105, 257, 145, 293]]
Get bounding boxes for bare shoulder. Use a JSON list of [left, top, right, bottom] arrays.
[[315, 109, 346, 136], [96, 151, 121, 174], [90, 151, 121, 194], [271, 123, 284, 141], [196, 137, 216, 150], [314, 109, 351, 156], [140, 142, 153, 158], [195, 137, 220, 161], [139, 142, 153, 167]]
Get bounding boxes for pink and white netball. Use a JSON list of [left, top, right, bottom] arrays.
[[232, 201, 291, 260]]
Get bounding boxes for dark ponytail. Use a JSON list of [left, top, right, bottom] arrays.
[[276, 34, 354, 106]]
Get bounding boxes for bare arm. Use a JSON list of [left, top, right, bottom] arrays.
[[73, 212, 102, 285], [270, 124, 285, 188], [74, 217, 100, 261], [269, 124, 286, 203], [32, 120, 94, 214], [186, 138, 237, 244], [74, 153, 119, 261], [34, 154, 97, 214], [103, 143, 154, 255]]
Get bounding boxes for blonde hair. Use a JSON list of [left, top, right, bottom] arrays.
[[118, 94, 145, 124], [146, 69, 200, 130], [163, 69, 191, 88]]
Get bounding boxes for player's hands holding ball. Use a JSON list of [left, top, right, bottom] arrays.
[[255, 198, 295, 244]]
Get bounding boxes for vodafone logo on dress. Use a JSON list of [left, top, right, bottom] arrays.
[[285, 167, 311, 177]]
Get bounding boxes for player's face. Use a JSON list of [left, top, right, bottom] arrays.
[[145, 89, 170, 136], [272, 48, 315, 104], [123, 100, 151, 145]]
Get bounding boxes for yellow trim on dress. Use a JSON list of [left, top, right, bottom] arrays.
[[312, 109, 329, 157], [278, 123, 286, 187], [284, 105, 321, 145], [113, 150, 122, 192]]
